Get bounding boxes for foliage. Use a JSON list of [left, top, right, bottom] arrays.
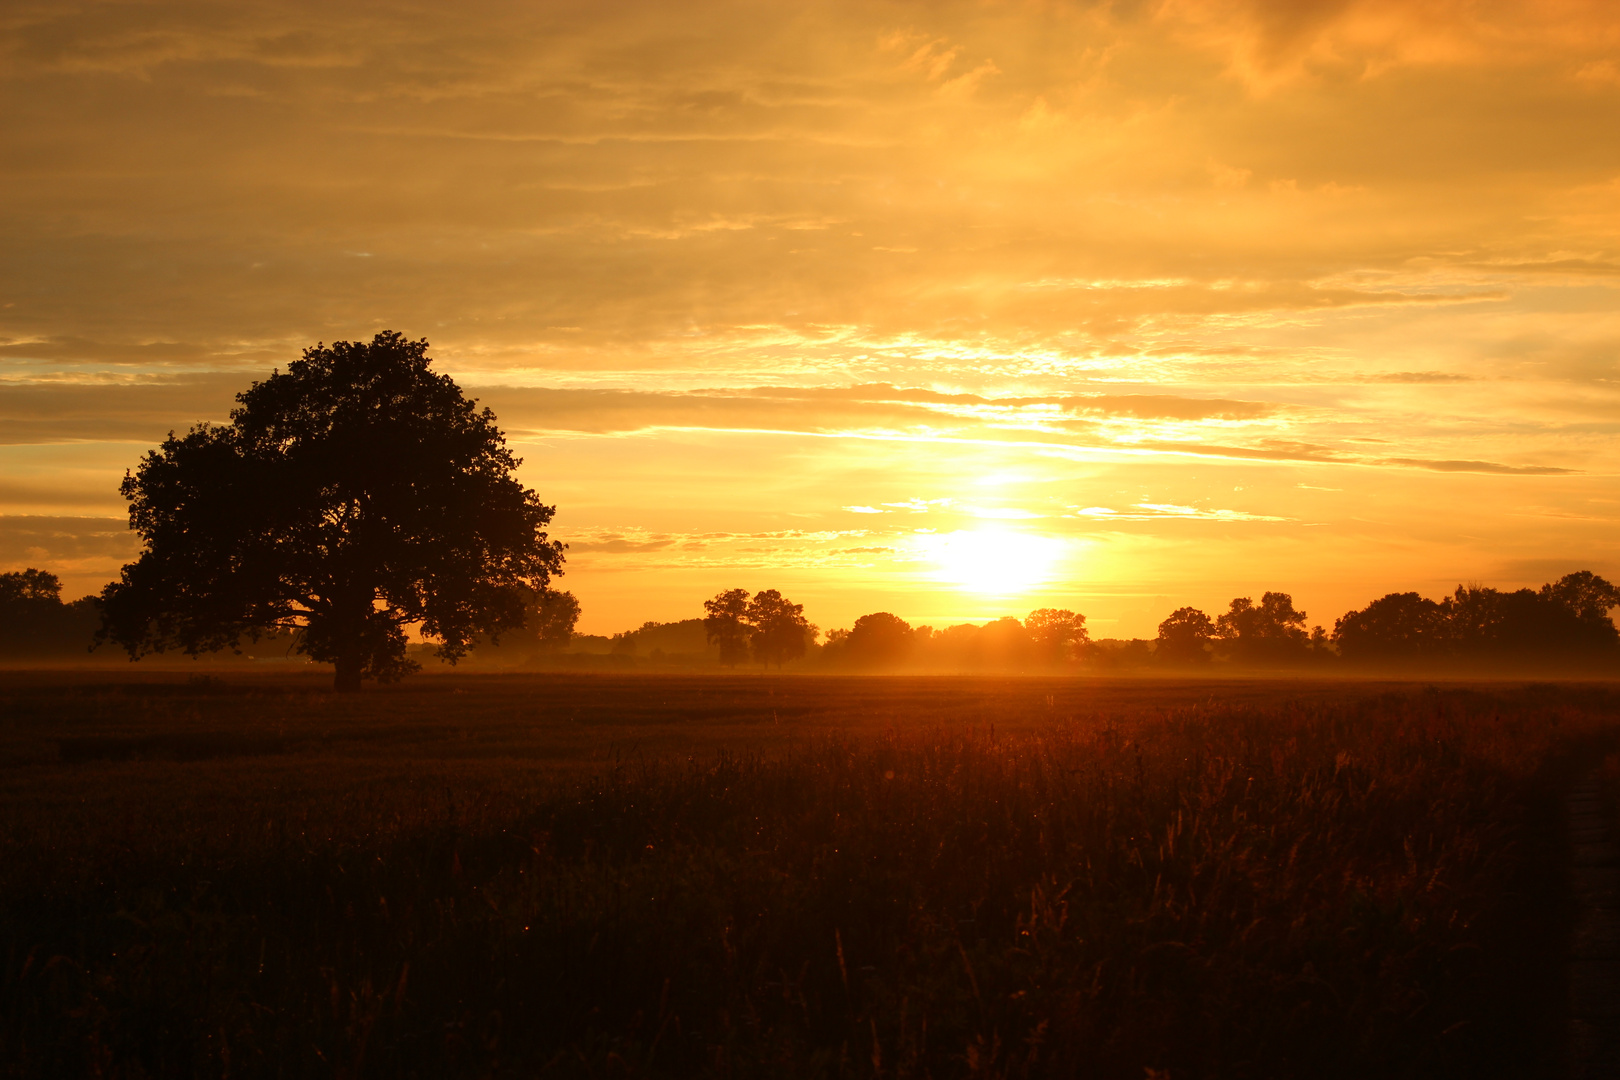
[[1334, 592, 1450, 661], [841, 611, 916, 666], [744, 588, 814, 667], [1542, 570, 1620, 625], [1334, 572, 1620, 667], [1155, 606, 1216, 664], [1215, 591, 1311, 664], [472, 587, 580, 658], [0, 569, 61, 605], [701, 588, 817, 668], [1025, 607, 1088, 664], [702, 587, 752, 666], [0, 676, 1593, 1078], [0, 569, 100, 658], [607, 620, 718, 663], [97, 332, 564, 690], [514, 587, 581, 650]]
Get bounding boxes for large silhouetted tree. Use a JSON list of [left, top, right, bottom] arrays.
[[98, 332, 565, 690]]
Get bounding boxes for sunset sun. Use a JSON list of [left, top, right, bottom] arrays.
[[919, 528, 1064, 596]]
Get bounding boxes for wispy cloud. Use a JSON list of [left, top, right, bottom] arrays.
[[1070, 503, 1289, 522]]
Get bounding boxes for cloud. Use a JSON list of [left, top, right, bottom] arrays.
[[1062, 394, 1273, 421], [1137, 439, 1353, 465], [1362, 371, 1474, 384], [1493, 556, 1615, 582], [1071, 503, 1288, 522], [482, 384, 1279, 438], [1158, 0, 1620, 88], [1382, 457, 1578, 475], [0, 515, 138, 598], [0, 375, 241, 444], [0, 515, 135, 562], [564, 536, 677, 553]]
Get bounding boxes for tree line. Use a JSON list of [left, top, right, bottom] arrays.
[[4, 567, 1616, 674], [0, 569, 100, 658], [693, 571, 1620, 672]]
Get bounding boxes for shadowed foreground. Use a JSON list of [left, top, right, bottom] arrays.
[[0, 674, 1609, 1077]]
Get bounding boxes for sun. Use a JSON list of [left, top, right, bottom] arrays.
[[916, 528, 1064, 595]]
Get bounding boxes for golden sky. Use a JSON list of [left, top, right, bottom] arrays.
[[3, 0, 1619, 638]]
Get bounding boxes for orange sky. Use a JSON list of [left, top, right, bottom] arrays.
[[3, 0, 1619, 638]]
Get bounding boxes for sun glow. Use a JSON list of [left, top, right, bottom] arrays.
[[917, 528, 1064, 595]]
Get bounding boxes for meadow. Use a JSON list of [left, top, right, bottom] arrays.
[[0, 672, 1614, 1078]]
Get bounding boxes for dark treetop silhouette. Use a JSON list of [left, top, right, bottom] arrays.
[[702, 587, 752, 667], [98, 332, 565, 690], [702, 588, 815, 668]]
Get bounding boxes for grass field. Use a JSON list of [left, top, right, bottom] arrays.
[[0, 672, 1615, 1078]]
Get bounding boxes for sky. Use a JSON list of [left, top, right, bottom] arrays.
[[2, 0, 1619, 638]]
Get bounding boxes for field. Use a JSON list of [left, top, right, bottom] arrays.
[[0, 673, 1615, 1078]]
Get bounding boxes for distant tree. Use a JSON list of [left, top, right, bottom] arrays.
[[1025, 608, 1088, 665], [1448, 581, 1617, 661], [529, 589, 582, 650], [1155, 606, 1215, 664], [844, 612, 915, 667], [0, 568, 102, 657], [1443, 585, 1499, 650], [1216, 592, 1309, 665], [745, 589, 814, 668], [1541, 571, 1620, 635], [1329, 572, 1619, 670], [1089, 638, 1154, 670], [98, 332, 565, 691], [976, 616, 1035, 668], [1333, 592, 1449, 662], [0, 568, 62, 605], [608, 618, 713, 661], [704, 588, 753, 667], [489, 587, 579, 653]]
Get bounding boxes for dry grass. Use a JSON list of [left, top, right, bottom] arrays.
[[0, 673, 1612, 1078]]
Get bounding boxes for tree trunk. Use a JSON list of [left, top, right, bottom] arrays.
[[333, 652, 363, 692]]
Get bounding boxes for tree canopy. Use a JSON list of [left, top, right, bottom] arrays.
[[1334, 572, 1620, 666], [98, 332, 565, 690], [0, 569, 99, 657], [746, 589, 814, 668], [1025, 608, 1088, 664], [842, 611, 916, 666], [702, 587, 753, 667], [1156, 606, 1216, 664], [1216, 592, 1311, 664], [701, 588, 816, 668]]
